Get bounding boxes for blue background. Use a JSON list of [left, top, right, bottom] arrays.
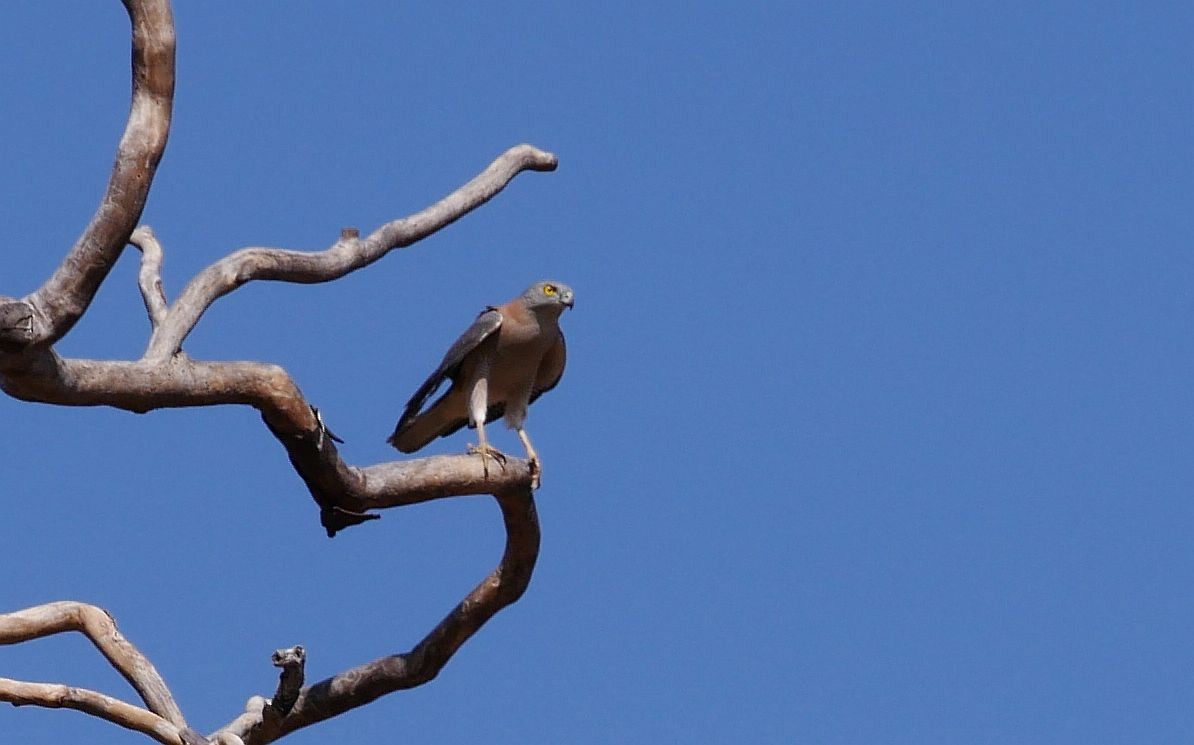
[[1, 2, 1191, 743]]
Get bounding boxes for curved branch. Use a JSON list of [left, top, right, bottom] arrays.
[[0, 352, 313, 423], [0, 678, 184, 745], [144, 144, 558, 360], [214, 697, 267, 745], [1, 3, 557, 741], [130, 226, 170, 329], [213, 488, 540, 745], [0, 601, 186, 728], [0, 350, 537, 535], [19, 0, 174, 346]]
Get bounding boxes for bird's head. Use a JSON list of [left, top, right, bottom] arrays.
[[524, 280, 574, 314]]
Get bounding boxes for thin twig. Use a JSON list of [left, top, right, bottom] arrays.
[[129, 226, 170, 329]]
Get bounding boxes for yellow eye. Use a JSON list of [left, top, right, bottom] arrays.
[[543, 284, 557, 296]]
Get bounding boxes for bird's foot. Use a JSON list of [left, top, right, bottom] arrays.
[[467, 443, 508, 478], [528, 457, 542, 489]]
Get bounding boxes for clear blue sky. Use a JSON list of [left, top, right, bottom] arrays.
[[1, 2, 1191, 743]]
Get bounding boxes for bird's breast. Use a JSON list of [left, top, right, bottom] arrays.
[[484, 322, 556, 393]]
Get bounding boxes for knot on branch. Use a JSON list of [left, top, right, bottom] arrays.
[[0, 298, 39, 351], [268, 645, 305, 717], [260, 405, 379, 537]]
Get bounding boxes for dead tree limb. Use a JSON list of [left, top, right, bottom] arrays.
[[212, 488, 540, 745], [129, 226, 170, 330], [0, 602, 185, 727], [18, 0, 175, 348], [267, 646, 306, 717], [143, 143, 557, 361], [0, 0, 555, 534], [1, 0, 558, 741], [0, 602, 191, 744], [0, 348, 539, 534], [0, 677, 184, 745]]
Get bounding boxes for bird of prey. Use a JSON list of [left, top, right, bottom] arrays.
[[388, 280, 574, 486]]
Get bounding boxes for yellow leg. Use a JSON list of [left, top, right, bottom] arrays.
[[467, 420, 506, 478], [517, 428, 541, 489], [467, 376, 506, 478]]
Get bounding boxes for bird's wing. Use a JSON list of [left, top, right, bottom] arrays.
[[468, 305, 559, 428], [389, 308, 503, 443], [530, 330, 567, 405]]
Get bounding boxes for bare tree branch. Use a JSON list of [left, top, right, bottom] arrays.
[[142, 143, 557, 361], [0, 601, 186, 727], [129, 226, 170, 329], [0, 349, 537, 534], [18, 0, 174, 347], [213, 697, 267, 745], [0, 297, 35, 351], [211, 488, 540, 745], [2, 1, 558, 741], [267, 646, 305, 717], [0, 677, 184, 745]]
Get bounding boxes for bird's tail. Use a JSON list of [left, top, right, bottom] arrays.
[[387, 395, 468, 453]]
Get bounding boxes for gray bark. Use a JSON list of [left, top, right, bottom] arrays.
[[0, 1, 556, 743]]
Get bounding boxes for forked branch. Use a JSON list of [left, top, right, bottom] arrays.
[[21, 0, 174, 347], [0, 602, 192, 744], [213, 488, 539, 745], [0, 0, 557, 742], [144, 144, 557, 361], [0, 348, 538, 535]]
